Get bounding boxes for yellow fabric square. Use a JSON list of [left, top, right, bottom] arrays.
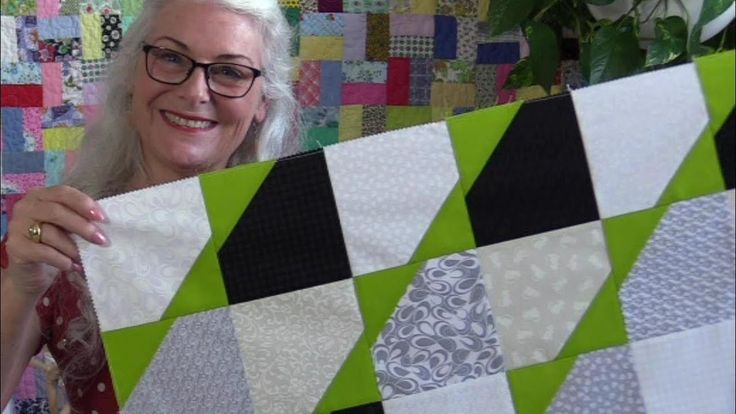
[[278, 0, 300, 7], [515, 85, 564, 101], [339, 105, 363, 141], [43, 127, 84, 151], [478, 0, 490, 21], [411, 0, 437, 14], [290, 56, 301, 82], [299, 37, 344, 61], [432, 107, 453, 121], [430, 83, 477, 107], [81, 14, 104, 60]]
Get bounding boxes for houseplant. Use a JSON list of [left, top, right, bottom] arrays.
[[489, 0, 735, 91]]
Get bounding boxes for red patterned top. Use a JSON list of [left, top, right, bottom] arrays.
[[34, 272, 119, 414]]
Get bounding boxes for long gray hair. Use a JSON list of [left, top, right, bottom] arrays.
[[58, 0, 300, 387]]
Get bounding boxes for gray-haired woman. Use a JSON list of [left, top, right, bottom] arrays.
[[1, 1, 300, 411]]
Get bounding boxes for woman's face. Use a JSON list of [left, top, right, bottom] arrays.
[[130, 1, 267, 181]]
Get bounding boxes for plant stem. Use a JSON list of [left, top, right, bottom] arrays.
[[534, 0, 561, 21]]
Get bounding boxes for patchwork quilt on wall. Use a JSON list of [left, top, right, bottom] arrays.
[[74, 51, 735, 413], [2, 0, 580, 238]]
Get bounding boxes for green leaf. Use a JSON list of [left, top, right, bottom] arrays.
[[579, 40, 592, 82], [589, 17, 644, 84], [645, 16, 687, 66], [503, 58, 534, 89], [488, 0, 538, 36], [526, 21, 560, 92], [585, 0, 617, 5], [689, 0, 734, 55]]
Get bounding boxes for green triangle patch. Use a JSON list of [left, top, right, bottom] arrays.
[[508, 356, 578, 414], [657, 128, 725, 206], [696, 50, 735, 132], [602, 205, 668, 291], [160, 239, 228, 320], [446, 101, 523, 195], [199, 160, 276, 250], [314, 334, 381, 413], [556, 276, 628, 359], [354, 261, 424, 345], [410, 183, 476, 263], [102, 318, 176, 408]]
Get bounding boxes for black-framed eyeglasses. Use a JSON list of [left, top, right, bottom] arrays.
[[141, 43, 263, 98]]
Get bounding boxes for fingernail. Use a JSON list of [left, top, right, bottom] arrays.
[[92, 231, 109, 246], [89, 208, 108, 223], [71, 263, 84, 273]]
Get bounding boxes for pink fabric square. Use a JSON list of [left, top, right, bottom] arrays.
[[65, 149, 80, 173], [496, 64, 517, 104], [342, 83, 387, 105], [42, 63, 63, 107], [343, 13, 366, 61], [83, 82, 103, 105], [390, 15, 434, 37], [298, 61, 321, 107], [37, 0, 60, 17], [23, 107, 43, 151], [2, 173, 46, 194]]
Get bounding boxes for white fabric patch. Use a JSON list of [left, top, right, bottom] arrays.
[[477, 221, 611, 369], [230, 279, 364, 414], [571, 63, 709, 218], [1, 16, 18, 64], [631, 319, 735, 414], [383, 373, 515, 414], [78, 177, 211, 332], [324, 121, 459, 276]]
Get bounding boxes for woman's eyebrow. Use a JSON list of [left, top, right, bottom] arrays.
[[152, 35, 255, 65]]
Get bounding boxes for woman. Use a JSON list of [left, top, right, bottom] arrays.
[[0, 0, 300, 412]]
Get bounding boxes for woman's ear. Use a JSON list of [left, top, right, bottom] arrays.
[[254, 97, 268, 124]]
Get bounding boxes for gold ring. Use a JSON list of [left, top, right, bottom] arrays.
[[27, 222, 43, 243]]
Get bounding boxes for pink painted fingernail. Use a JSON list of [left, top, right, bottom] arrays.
[[92, 231, 109, 246], [71, 263, 84, 273], [89, 208, 108, 222]]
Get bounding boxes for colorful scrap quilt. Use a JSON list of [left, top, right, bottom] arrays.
[[73, 51, 735, 413]]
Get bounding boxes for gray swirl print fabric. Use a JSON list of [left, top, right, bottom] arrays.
[[372, 250, 505, 399]]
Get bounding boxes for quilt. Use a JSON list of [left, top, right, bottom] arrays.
[[74, 50, 735, 413]]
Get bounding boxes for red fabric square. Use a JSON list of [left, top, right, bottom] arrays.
[[298, 61, 321, 107], [387, 58, 410, 106], [342, 83, 387, 105], [0, 85, 44, 107], [318, 0, 342, 12]]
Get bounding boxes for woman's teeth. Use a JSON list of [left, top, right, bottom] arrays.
[[164, 112, 213, 129]]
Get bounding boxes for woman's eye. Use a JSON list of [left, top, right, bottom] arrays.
[[161, 52, 183, 64], [214, 66, 246, 79]]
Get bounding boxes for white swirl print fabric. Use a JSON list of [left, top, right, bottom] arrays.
[[547, 345, 646, 414], [477, 221, 611, 369], [122, 308, 253, 414], [229, 279, 363, 414], [78, 177, 211, 332], [620, 191, 736, 341], [372, 250, 505, 400], [630, 319, 735, 414], [324, 121, 460, 276], [571, 62, 709, 218]]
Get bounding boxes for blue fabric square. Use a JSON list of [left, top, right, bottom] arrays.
[[301, 13, 345, 36], [320, 61, 342, 106], [434, 16, 457, 59], [38, 16, 81, 39], [45, 151, 66, 186], [2, 151, 45, 173], [1, 108, 25, 152], [477, 42, 520, 64]]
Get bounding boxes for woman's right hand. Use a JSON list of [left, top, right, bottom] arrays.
[[4, 185, 109, 297]]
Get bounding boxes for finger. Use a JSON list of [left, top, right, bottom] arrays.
[[30, 185, 107, 222], [35, 223, 81, 263], [9, 236, 78, 272], [22, 202, 108, 246]]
